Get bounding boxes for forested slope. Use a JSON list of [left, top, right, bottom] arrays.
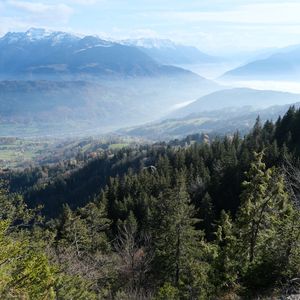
[[1, 107, 300, 298]]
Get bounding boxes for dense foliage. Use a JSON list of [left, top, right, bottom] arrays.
[[1, 107, 300, 299]]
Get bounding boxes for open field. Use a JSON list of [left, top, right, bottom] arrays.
[[0, 136, 142, 168]]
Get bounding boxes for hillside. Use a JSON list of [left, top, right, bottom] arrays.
[[222, 45, 300, 80], [119, 103, 300, 140], [4, 106, 300, 216], [1, 108, 300, 298], [169, 88, 300, 119]]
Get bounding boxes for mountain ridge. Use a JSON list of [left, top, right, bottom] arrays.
[[121, 38, 218, 65], [222, 44, 300, 80], [0, 28, 202, 80], [169, 88, 300, 119]]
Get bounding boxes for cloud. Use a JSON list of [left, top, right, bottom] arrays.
[[152, 2, 300, 25], [0, 16, 28, 36], [68, 0, 101, 4], [7, 1, 73, 23], [109, 27, 160, 40]]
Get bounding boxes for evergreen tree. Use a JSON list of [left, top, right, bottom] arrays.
[[236, 151, 295, 293], [237, 152, 289, 265], [214, 210, 238, 294], [151, 174, 213, 298], [199, 192, 215, 240], [56, 204, 90, 256], [0, 189, 55, 299]]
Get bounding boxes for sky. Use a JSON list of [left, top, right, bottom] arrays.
[[1, 0, 300, 54]]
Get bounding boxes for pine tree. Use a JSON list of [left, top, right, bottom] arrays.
[[77, 195, 111, 253], [214, 210, 238, 293], [199, 192, 215, 240], [56, 204, 90, 256], [151, 174, 213, 298], [237, 152, 290, 289], [0, 216, 55, 299], [237, 151, 290, 267]]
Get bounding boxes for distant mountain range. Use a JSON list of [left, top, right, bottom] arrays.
[[222, 45, 300, 80], [169, 88, 300, 118], [0, 28, 200, 80], [122, 38, 218, 65]]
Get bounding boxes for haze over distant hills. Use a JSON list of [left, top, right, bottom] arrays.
[[119, 88, 300, 140], [0, 77, 219, 137], [120, 101, 300, 140], [222, 44, 300, 80], [169, 88, 300, 118]]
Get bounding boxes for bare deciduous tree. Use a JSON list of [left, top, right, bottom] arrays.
[[282, 155, 300, 208], [114, 222, 153, 295]]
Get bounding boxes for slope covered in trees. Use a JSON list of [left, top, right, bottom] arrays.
[[1, 107, 300, 298]]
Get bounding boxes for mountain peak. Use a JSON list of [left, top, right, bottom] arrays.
[[122, 38, 177, 49], [1, 28, 80, 44], [25, 28, 51, 40]]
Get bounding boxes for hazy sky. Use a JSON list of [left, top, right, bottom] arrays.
[[2, 0, 300, 53]]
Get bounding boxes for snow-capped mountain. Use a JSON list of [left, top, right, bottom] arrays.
[[122, 38, 219, 65], [122, 38, 177, 49], [0, 28, 201, 79], [1, 28, 81, 45]]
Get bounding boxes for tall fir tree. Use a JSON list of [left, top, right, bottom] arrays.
[[151, 174, 213, 298]]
